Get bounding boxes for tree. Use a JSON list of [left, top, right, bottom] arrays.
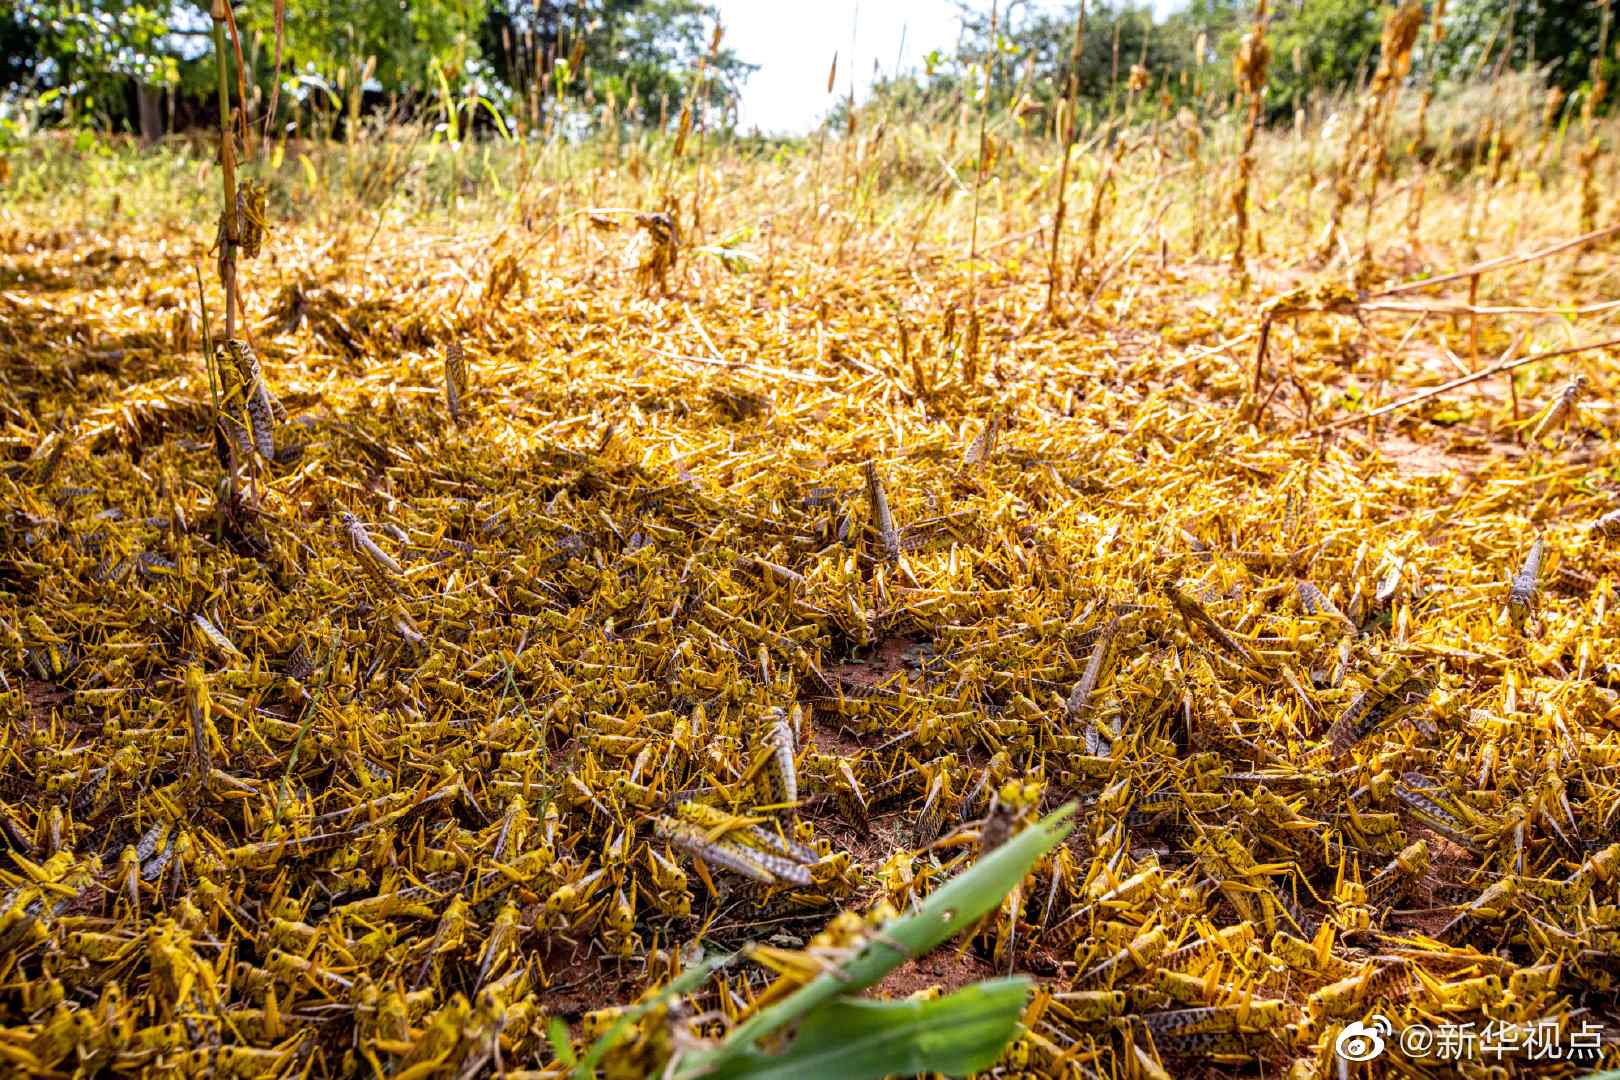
[[235, 0, 493, 112], [844, 1, 1245, 134], [3, 0, 752, 136], [846, 0, 1609, 137], [4, 1, 182, 129], [953, 1, 1201, 112], [1435, 0, 1615, 94], [1, 0, 490, 134]]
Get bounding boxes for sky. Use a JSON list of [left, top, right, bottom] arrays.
[[714, 0, 1184, 135]]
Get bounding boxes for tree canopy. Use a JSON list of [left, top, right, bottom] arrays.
[[1435, 0, 1615, 93], [854, 0, 1610, 131], [2, 0, 752, 135], [6, 1, 186, 126], [0, 0, 1611, 136]]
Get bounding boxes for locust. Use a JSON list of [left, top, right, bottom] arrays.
[[445, 340, 468, 426], [1318, 656, 1416, 759], [1507, 537, 1545, 627], [651, 803, 818, 888], [861, 461, 901, 563], [1529, 373, 1586, 443], [742, 707, 798, 808], [1162, 583, 1260, 667]]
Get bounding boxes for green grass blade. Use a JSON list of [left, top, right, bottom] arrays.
[[548, 1017, 577, 1067], [702, 977, 1032, 1080], [672, 801, 1074, 1079], [429, 58, 457, 144], [573, 949, 732, 1080]]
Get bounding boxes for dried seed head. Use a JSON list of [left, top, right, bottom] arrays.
[[1232, 24, 1270, 97], [1543, 87, 1567, 127], [1375, 1, 1424, 88], [1177, 109, 1203, 157], [633, 212, 680, 295]]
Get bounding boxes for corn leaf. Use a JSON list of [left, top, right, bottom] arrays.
[[672, 802, 1074, 1080], [701, 978, 1032, 1080], [574, 949, 732, 1080]]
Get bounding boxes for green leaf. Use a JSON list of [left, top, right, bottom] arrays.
[[694, 245, 758, 274], [702, 978, 1032, 1080], [1428, 405, 1471, 426], [548, 1017, 577, 1067], [575, 949, 733, 1080], [672, 803, 1074, 1080], [429, 57, 457, 144], [469, 96, 513, 144]]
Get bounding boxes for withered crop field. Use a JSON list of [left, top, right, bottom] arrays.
[[4, 31, 1620, 1080]]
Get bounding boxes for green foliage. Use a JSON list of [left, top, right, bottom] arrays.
[[844, 0, 1246, 132], [1434, 0, 1616, 95], [1241, 0, 1388, 117], [955, 1, 1178, 107], [7, 0, 1607, 139], [238, 0, 493, 100], [5, 0, 749, 136], [5, 2, 180, 127], [479, 0, 754, 129], [867, 1, 1208, 120], [848, 0, 1609, 135], [591, 0, 754, 126], [701, 979, 1034, 1080], [668, 803, 1076, 1080]]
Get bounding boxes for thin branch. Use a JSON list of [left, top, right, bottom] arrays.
[[1045, 0, 1085, 316], [1359, 299, 1620, 318], [263, 0, 286, 143], [1313, 335, 1620, 433], [1368, 223, 1620, 298]]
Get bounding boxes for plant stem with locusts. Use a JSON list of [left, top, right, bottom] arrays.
[[210, 0, 240, 503], [212, 0, 238, 342]]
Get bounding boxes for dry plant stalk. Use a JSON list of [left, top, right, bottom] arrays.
[[1045, 0, 1087, 318], [689, 20, 725, 244], [1577, 2, 1610, 234], [1357, 2, 1424, 268], [1532, 86, 1566, 167], [810, 51, 837, 237], [1404, 0, 1447, 249], [634, 211, 680, 295], [208, 0, 243, 500], [968, 0, 1000, 318], [211, 0, 240, 342], [1179, 108, 1204, 249], [1317, 1, 1422, 270], [1077, 154, 1117, 286], [1229, 1, 1270, 281], [206, 0, 275, 504]]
